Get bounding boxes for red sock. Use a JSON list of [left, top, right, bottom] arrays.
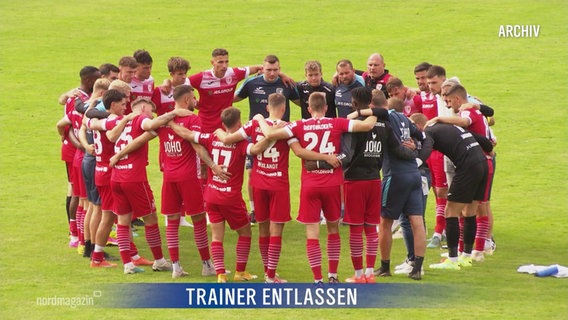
[[166, 217, 180, 263], [434, 198, 447, 234], [259, 236, 270, 272], [69, 219, 78, 237], [307, 239, 322, 280], [235, 236, 251, 272], [145, 223, 163, 260], [349, 225, 364, 271], [327, 233, 340, 274], [193, 218, 210, 261], [91, 251, 104, 263], [117, 224, 131, 264], [76, 207, 85, 245], [210, 240, 225, 274], [266, 236, 282, 279], [475, 216, 489, 251], [458, 217, 465, 254], [130, 241, 138, 257], [364, 226, 378, 269]]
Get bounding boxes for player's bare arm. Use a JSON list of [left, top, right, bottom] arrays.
[[289, 141, 341, 167], [109, 131, 156, 167], [167, 121, 196, 142], [428, 115, 470, 128], [214, 128, 245, 145], [78, 124, 94, 156], [190, 142, 232, 181], [106, 112, 139, 143]]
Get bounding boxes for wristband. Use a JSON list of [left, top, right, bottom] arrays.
[[316, 161, 320, 169]]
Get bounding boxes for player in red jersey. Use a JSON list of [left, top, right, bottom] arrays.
[[112, 85, 225, 278], [152, 57, 191, 116], [428, 82, 494, 264], [169, 107, 272, 283], [215, 93, 340, 283], [386, 77, 422, 117], [86, 89, 137, 267], [131, 49, 155, 102], [257, 92, 377, 283], [117, 56, 138, 115], [419, 64, 451, 248], [58, 66, 100, 247], [109, 98, 190, 274]]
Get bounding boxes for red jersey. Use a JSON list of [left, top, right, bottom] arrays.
[[239, 119, 298, 191], [130, 76, 154, 101], [285, 117, 352, 187], [92, 116, 122, 186], [61, 91, 89, 162], [189, 67, 249, 133], [419, 91, 438, 120], [156, 114, 202, 182], [196, 133, 251, 204], [403, 95, 423, 117], [459, 109, 490, 138], [151, 86, 175, 116], [111, 114, 155, 182]]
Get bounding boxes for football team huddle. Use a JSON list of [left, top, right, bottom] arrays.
[[56, 48, 497, 284]]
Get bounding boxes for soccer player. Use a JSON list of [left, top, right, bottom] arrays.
[[427, 82, 494, 263], [169, 107, 273, 283], [131, 49, 155, 102], [385, 77, 422, 116], [109, 98, 190, 274], [117, 56, 138, 115], [312, 87, 416, 283], [334, 59, 365, 118], [234, 54, 300, 222], [422, 64, 451, 249], [57, 66, 100, 247], [215, 93, 340, 283], [112, 85, 225, 278], [99, 63, 120, 81], [409, 114, 492, 271], [257, 92, 377, 284], [86, 89, 137, 267], [77, 78, 111, 259], [152, 57, 190, 116], [295, 60, 336, 119], [151, 56, 194, 227]]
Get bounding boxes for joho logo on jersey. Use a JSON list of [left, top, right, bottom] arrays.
[[498, 25, 540, 38], [164, 141, 182, 153]]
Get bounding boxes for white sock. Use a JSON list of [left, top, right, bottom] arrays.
[[94, 244, 104, 253], [355, 269, 363, 277], [365, 268, 374, 277], [131, 254, 141, 260], [250, 201, 255, 211], [328, 273, 337, 279], [173, 261, 181, 272], [432, 232, 442, 239]]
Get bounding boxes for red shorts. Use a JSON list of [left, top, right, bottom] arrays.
[[111, 180, 156, 218], [97, 184, 114, 212], [253, 188, 291, 224], [72, 163, 87, 198], [298, 185, 341, 224], [161, 179, 205, 215], [481, 157, 495, 202], [426, 150, 448, 189], [206, 200, 249, 230], [343, 179, 381, 226]]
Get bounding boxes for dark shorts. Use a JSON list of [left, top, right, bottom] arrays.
[[448, 160, 489, 203], [82, 155, 101, 205], [381, 171, 423, 220]]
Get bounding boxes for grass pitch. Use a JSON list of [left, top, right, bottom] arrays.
[[0, 1, 567, 319]]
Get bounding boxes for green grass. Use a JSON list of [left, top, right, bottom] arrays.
[[1, 0, 567, 319]]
